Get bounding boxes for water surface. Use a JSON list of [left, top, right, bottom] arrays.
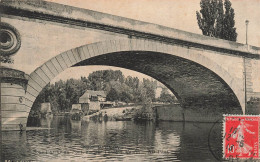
[[2, 116, 222, 161]]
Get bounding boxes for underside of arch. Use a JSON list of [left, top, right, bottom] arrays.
[[74, 51, 242, 114]]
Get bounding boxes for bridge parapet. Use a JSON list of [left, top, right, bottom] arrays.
[[1, 0, 260, 59]]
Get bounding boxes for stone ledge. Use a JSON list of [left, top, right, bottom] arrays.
[[0, 66, 29, 89]]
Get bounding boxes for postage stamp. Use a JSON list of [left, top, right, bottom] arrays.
[[223, 115, 260, 160]]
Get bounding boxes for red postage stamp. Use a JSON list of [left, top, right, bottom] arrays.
[[223, 115, 260, 160]]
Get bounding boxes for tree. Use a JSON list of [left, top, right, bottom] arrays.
[[120, 91, 132, 103], [196, 0, 237, 41], [142, 79, 157, 101], [88, 70, 125, 91], [159, 90, 177, 103], [106, 88, 119, 101], [222, 0, 237, 41]]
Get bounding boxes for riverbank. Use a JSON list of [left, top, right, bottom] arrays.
[[155, 102, 260, 122], [82, 106, 142, 121], [37, 102, 259, 123], [155, 104, 223, 122], [82, 104, 239, 123]]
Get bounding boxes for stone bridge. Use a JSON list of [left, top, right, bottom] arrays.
[[1, 0, 260, 130]]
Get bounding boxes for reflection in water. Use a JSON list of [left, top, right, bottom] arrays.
[[71, 119, 81, 133], [2, 131, 29, 161], [2, 116, 222, 161], [40, 117, 52, 128]]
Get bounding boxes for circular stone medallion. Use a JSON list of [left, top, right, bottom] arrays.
[[0, 22, 21, 56]]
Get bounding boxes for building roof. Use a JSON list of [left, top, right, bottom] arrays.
[[80, 90, 106, 99]]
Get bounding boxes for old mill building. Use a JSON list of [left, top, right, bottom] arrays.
[[71, 90, 114, 115]]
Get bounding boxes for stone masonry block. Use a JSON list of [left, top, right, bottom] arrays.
[[46, 60, 59, 76], [1, 83, 23, 89], [71, 48, 81, 63], [1, 87, 25, 96], [26, 84, 39, 97], [27, 78, 42, 92], [100, 41, 108, 54], [1, 103, 28, 112], [61, 51, 73, 67], [51, 57, 63, 73], [41, 64, 55, 80], [81, 45, 91, 59], [35, 68, 49, 84], [2, 111, 29, 118], [91, 43, 100, 56], [147, 40, 155, 51], [66, 50, 77, 65], [25, 98, 34, 108], [96, 42, 105, 55], [87, 44, 95, 57], [143, 39, 150, 51], [104, 40, 113, 54], [1, 96, 25, 104], [120, 39, 130, 52], [56, 54, 68, 70], [131, 39, 138, 51], [25, 92, 36, 103], [76, 47, 87, 61], [110, 40, 117, 53], [152, 41, 158, 51], [156, 42, 165, 53], [114, 40, 122, 52], [30, 72, 46, 88], [136, 39, 144, 51], [2, 117, 28, 125]]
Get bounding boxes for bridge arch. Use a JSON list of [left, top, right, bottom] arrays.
[[25, 39, 244, 119]]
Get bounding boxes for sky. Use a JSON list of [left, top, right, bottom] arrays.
[[46, 0, 260, 86], [45, 0, 259, 46]]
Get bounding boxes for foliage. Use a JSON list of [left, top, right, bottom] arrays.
[[30, 70, 158, 116], [196, 0, 237, 41], [88, 70, 124, 91], [142, 79, 157, 102], [157, 88, 178, 103], [106, 88, 119, 101]]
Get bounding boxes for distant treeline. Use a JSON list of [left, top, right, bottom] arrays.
[[30, 70, 177, 115]]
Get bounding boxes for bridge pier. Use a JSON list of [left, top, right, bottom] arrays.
[[1, 67, 29, 131]]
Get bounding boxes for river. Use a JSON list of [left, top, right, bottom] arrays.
[[2, 116, 223, 161]]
